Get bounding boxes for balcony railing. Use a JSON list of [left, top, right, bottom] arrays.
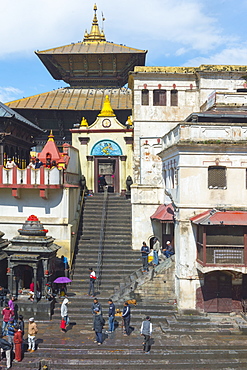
[[197, 242, 245, 266], [0, 165, 80, 198]]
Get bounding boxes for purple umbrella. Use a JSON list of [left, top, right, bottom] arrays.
[[53, 277, 72, 284]]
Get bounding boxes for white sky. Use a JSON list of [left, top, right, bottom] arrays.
[[1, 0, 247, 101]]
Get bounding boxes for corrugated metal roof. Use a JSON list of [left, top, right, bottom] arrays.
[[36, 41, 147, 55], [6, 88, 132, 111], [0, 101, 43, 132], [150, 204, 174, 223], [191, 209, 247, 225]]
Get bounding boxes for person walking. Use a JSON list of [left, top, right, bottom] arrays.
[[61, 255, 69, 277], [91, 298, 102, 315], [2, 305, 13, 336], [122, 302, 131, 336], [61, 298, 70, 326], [7, 296, 15, 312], [0, 334, 12, 369], [88, 268, 96, 297], [107, 299, 115, 333], [93, 308, 105, 345], [13, 328, 23, 362], [6, 318, 15, 347], [91, 298, 102, 329], [17, 315, 24, 337], [27, 317, 38, 353], [141, 316, 153, 354], [152, 238, 160, 266], [141, 242, 150, 272]]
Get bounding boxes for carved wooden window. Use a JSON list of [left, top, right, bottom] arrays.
[[153, 89, 166, 106], [208, 166, 226, 189], [171, 89, 178, 106], [141, 89, 149, 105]]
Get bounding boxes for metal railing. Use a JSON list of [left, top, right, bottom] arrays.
[[69, 189, 85, 281], [96, 187, 109, 292], [197, 243, 245, 265]]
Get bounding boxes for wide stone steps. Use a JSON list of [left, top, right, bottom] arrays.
[[12, 323, 247, 370]]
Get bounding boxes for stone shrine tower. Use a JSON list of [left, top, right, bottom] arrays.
[[3, 215, 60, 301]]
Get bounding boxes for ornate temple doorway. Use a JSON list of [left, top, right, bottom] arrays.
[[95, 157, 119, 193]]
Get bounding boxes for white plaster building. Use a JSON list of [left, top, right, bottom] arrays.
[[0, 144, 81, 265], [129, 65, 247, 251], [158, 101, 247, 312]]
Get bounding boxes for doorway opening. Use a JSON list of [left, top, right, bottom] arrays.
[[95, 157, 119, 193]]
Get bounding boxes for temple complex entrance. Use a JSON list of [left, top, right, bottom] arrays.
[[96, 157, 119, 193]]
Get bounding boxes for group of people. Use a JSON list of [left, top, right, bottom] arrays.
[[4, 156, 57, 170], [141, 239, 175, 272], [91, 298, 152, 353], [61, 293, 153, 353], [0, 295, 38, 369]]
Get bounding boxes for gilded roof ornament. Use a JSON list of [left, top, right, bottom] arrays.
[[126, 116, 133, 126], [98, 95, 116, 117], [48, 130, 54, 142], [83, 4, 106, 43], [80, 117, 89, 127]]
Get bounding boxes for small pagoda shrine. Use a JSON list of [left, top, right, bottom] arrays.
[[38, 131, 69, 169], [3, 215, 60, 319]]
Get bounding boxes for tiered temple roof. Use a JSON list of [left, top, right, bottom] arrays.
[[35, 5, 147, 88]]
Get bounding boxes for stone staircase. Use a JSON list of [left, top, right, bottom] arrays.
[[10, 304, 247, 369], [9, 193, 247, 369], [70, 193, 141, 298], [133, 257, 176, 302]]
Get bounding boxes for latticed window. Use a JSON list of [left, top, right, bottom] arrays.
[[153, 89, 166, 106], [171, 89, 178, 106], [208, 166, 226, 188], [141, 89, 149, 105]]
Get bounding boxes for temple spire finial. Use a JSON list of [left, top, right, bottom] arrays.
[[98, 95, 116, 117], [48, 130, 54, 142], [83, 4, 106, 42]]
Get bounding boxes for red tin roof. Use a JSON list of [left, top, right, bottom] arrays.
[[150, 204, 174, 223], [190, 209, 247, 225]]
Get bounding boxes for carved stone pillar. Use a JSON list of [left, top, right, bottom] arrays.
[[7, 261, 13, 296], [33, 266, 37, 302], [120, 156, 127, 192], [86, 156, 94, 191]]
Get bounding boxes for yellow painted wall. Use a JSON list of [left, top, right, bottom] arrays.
[[72, 115, 133, 192]]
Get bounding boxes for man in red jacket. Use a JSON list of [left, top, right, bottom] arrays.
[[1, 305, 13, 336]]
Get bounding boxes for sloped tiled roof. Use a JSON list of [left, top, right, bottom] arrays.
[[36, 41, 146, 56], [0, 101, 43, 132], [190, 209, 247, 225], [6, 88, 132, 111], [150, 204, 174, 223]]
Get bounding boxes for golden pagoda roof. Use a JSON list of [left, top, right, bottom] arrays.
[[36, 41, 146, 55], [6, 87, 132, 111], [35, 5, 147, 87]]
